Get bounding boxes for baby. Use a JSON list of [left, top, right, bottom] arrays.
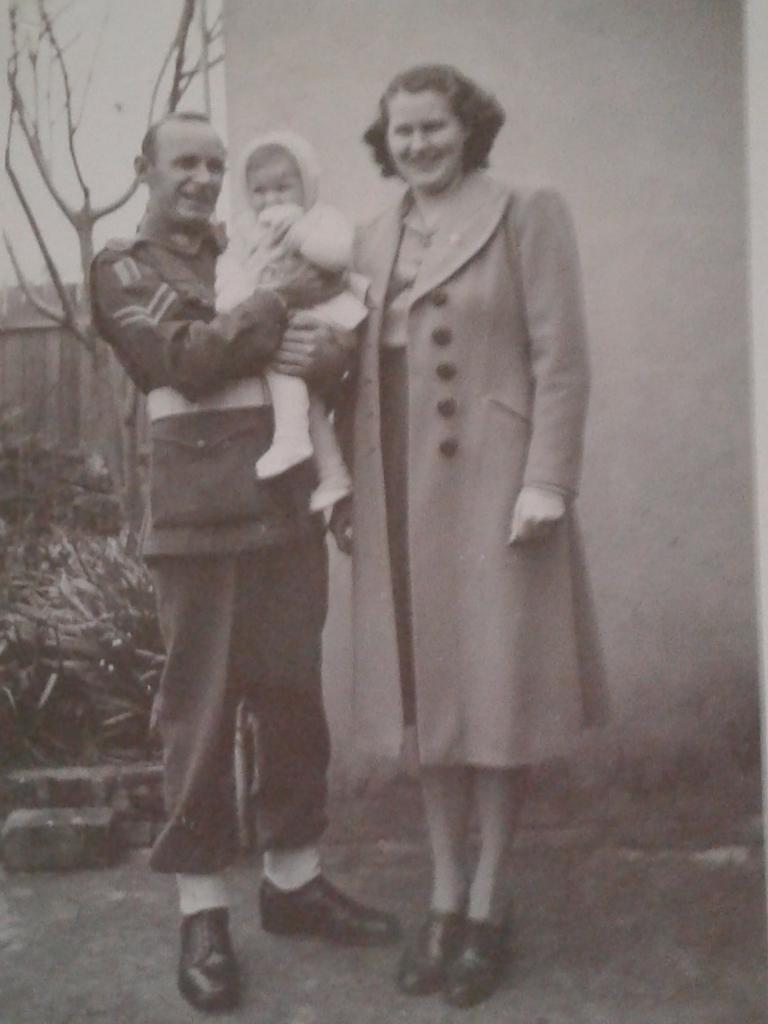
[[216, 130, 366, 512]]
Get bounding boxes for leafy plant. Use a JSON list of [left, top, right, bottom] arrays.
[[1, 528, 163, 767], [0, 414, 120, 537]]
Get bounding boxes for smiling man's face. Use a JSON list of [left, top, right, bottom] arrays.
[[140, 118, 226, 232]]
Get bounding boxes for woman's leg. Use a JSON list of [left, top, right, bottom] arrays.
[[441, 766, 531, 1008], [466, 766, 530, 923], [397, 765, 470, 995], [420, 765, 472, 913]]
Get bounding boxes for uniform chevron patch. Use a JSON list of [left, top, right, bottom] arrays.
[[113, 282, 177, 327]]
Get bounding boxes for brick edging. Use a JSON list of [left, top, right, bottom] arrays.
[[0, 762, 164, 853]]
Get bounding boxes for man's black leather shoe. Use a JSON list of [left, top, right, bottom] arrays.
[[396, 910, 465, 995], [259, 875, 401, 946], [178, 908, 240, 1013]]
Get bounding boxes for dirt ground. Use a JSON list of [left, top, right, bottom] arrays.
[[1, 774, 766, 1024]]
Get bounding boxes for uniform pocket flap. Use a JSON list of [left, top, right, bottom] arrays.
[[151, 409, 260, 452]]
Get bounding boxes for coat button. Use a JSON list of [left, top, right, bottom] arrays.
[[436, 361, 457, 380], [432, 327, 452, 347], [439, 438, 459, 457], [437, 397, 457, 417], [196, 439, 206, 448], [431, 290, 448, 307]]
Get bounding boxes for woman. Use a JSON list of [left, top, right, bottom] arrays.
[[332, 64, 606, 1009]]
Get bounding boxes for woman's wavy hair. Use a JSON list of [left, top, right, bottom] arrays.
[[363, 64, 505, 178]]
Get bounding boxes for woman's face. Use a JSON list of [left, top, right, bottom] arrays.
[[385, 89, 468, 196]]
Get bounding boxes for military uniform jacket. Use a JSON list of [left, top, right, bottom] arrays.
[[91, 214, 315, 558]]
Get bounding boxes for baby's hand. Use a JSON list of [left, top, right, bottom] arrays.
[[257, 203, 304, 245], [271, 261, 343, 311], [288, 205, 353, 273]]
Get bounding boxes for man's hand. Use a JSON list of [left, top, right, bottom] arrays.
[[272, 261, 343, 311], [271, 312, 348, 382], [508, 486, 566, 545], [329, 495, 353, 555]]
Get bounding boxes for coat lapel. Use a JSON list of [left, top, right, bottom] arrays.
[[355, 204, 403, 312], [408, 174, 510, 308]]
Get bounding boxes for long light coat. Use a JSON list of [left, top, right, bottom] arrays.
[[346, 172, 607, 766]]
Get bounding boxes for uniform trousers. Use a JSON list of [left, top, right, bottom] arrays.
[[147, 527, 330, 874]]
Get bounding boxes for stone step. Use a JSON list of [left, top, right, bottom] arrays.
[[1, 807, 119, 872], [0, 764, 164, 850], [1, 763, 163, 815]]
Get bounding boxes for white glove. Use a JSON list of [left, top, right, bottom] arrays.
[[508, 485, 566, 545]]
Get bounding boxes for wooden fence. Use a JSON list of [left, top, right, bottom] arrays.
[[0, 286, 146, 456]]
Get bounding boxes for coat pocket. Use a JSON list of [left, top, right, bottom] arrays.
[[478, 393, 531, 509], [149, 407, 300, 528], [486, 391, 532, 425]]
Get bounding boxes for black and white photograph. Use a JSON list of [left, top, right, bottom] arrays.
[[1, 1, 766, 1021]]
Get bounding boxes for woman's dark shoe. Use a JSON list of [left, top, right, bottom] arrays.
[[178, 907, 240, 1013], [396, 910, 465, 996], [259, 875, 401, 946], [443, 918, 509, 1009]]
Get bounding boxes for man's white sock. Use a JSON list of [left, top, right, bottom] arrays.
[[263, 845, 321, 891], [176, 873, 229, 917]]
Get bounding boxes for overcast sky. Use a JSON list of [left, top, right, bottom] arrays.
[[1, 0, 226, 287]]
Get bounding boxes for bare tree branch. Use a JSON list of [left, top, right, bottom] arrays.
[[38, 0, 90, 202], [44, 29, 55, 153], [177, 53, 223, 108], [8, 54, 77, 222], [5, 105, 82, 340], [147, 33, 178, 124], [4, 0, 222, 523], [92, 176, 140, 222], [2, 231, 68, 326], [28, 37, 41, 138], [203, 12, 222, 57], [58, 29, 84, 57], [147, 0, 201, 122], [5, 0, 217, 309], [179, 52, 223, 87], [99, 0, 205, 217], [208, 11, 222, 36], [167, 0, 196, 113], [75, 4, 111, 131], [47, 0, 79, 26]]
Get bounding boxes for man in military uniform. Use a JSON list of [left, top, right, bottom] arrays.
[[91, 112, 398, 1014]]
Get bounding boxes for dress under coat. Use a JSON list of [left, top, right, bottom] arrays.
[[346, 172, 607, 767]]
